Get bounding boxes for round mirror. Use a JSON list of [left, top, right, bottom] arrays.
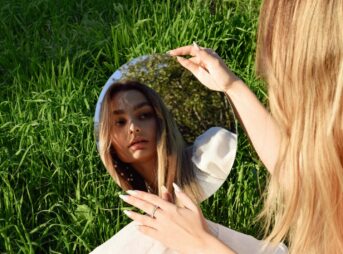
[[94, 54, 237, 202]]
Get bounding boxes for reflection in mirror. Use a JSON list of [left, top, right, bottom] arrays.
[[94, 54, 237, 202]]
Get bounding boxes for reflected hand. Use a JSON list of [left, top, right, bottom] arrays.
[[161, 185, 174, 203], [168, 43, 241, 93], [119, 183, 210, 254]]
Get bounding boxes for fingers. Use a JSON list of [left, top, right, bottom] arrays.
[[172, 46, 224, 77], [168, 45, 198, 57], [169, 43, 214, 57], [176, 57, 206, 76], [169, 44, 217, 62], [161, 185, 173, 203], [120, 190, 173, 211], [177, 57, 216, 90], [120, 185, 200, 220], [120, 194, 165, 218], [123, 210, 156, 228], [176, 56, 213, 84], [173, 183, 199, 212]]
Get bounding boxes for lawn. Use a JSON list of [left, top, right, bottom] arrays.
[[0, 0, 268, 252]]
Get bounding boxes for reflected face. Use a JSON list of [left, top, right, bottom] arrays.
[[110, 90, 157, 165]]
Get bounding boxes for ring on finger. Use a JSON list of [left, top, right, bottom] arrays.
[[151, 205, 159, 218]]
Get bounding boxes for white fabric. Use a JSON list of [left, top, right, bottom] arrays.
[[90, 128, 288, 254], [91, 220, 288, 254], [192, 127, 237, 201]]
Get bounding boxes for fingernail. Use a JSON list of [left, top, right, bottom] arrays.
[[119, 194, 129, 201], [123, 210, 132, 216], [166, 50, 171, 55], [193, 41, 200, 50], [127, 190, 138, 196], [161, 185, 168, 193], [172, 182, 181, 192]]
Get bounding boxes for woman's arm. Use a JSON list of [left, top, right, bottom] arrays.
[[224, 80, 280, 173], [168, 44, 280, 174]]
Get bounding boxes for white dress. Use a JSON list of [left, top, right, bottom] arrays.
[[91, 127, 288, 254]]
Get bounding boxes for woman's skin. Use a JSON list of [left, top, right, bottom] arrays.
[[110, 90, 158, 190], [119, 44, 282, 253]]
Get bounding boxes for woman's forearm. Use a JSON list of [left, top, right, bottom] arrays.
[[225, 80, 280, 174]]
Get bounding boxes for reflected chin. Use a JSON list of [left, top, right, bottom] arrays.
[[131, 150, 153, 160]]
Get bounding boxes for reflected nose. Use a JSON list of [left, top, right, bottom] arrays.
[[129, 120, 141, 134]]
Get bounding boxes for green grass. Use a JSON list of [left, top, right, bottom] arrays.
[[0, 0, 268, 252]]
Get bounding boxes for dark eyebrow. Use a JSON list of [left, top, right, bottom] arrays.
[[112, 101, 152, 115]]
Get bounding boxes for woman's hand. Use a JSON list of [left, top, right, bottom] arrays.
[[119, 183, 209, 253], [119, 183, 236, 254], [168, 43, 241, 93]]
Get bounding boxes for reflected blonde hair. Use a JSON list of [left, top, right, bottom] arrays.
[[256, 0, 343, 253], [98, 81, 203, 203]]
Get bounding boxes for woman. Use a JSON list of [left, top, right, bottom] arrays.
[[120, 0, 343, 253], [97, 81, 206, 203], [92, 81, 286, 253]]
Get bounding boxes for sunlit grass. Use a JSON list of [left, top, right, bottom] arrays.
[[0, 0, 266, 252]]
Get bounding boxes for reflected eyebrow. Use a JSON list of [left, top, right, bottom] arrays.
[[112, 102, 152, 115]]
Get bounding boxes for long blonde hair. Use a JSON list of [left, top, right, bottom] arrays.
[[256, 0, 343, 253], [98, 81, 203, 203]]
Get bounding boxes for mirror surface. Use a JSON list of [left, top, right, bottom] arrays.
[[94, 54, 238, 200]]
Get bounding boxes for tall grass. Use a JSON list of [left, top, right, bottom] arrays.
[[0, 0, 266, 252]]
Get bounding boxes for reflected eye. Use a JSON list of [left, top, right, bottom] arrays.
[[114, 119, 126, 126], [139, 112, 154, 120]]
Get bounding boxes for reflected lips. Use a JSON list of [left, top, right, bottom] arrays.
[[129, 138, 148, 150]]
